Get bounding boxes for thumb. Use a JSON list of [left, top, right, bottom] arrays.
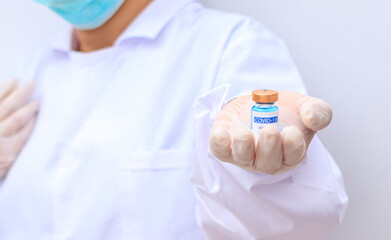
[[297, 96, 333, 131]]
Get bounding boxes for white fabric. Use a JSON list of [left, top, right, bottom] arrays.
[[0, 0, 348, 239]]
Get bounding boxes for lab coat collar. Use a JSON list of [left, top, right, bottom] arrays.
[[50, 0, 198, 52], [115, 0, 198, 44]]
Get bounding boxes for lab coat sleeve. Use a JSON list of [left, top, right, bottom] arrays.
[[190, 18, 348, 240]]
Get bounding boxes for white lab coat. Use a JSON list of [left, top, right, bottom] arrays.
[[0, 0, 348, 239]]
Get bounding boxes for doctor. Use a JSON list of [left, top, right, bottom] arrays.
[[0, 0, 348, 239]]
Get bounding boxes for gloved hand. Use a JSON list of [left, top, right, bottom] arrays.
[[209, 91, 332, 175], [0, 79, 39, 179]]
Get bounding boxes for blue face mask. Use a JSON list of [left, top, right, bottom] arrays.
[[34, 0, 125, 30]]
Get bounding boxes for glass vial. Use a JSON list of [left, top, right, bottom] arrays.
[[251, 89, 279, 134]]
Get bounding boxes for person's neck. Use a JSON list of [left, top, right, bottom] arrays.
[[75, 0, 152, 52]]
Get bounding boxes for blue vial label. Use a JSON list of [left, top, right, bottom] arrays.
[[254, 116, 278, 124], [251, 110, 279, 134]]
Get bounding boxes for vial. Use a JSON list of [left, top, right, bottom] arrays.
[[251, 89, 279, 134]]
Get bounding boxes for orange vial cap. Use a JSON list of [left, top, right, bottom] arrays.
[[252, 89, 278, 103]]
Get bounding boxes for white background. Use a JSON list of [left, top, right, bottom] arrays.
[[1, 0, 391, 239]]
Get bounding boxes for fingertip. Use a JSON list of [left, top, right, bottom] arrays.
[[211, 127, 231, 145], [9, 78, 19, 86], [2, 78, 19, 87], [231, 130, 255, 167], [281, 126, 305, 148], [209, 127, 232, 159], [299, 99, 333, 131], [259, 125, 280, 143], [23, 81, 36, 91], [0, 78, 19, 101], [282, 126, 306, 166]]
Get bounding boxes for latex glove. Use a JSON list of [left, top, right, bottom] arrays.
[[209, 91, 332, 175], [0, 79, 39, 179]]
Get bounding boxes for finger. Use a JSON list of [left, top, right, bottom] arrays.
[[0, 113, 36, 179], [209, 127, 232, 162], [254, 125, 283, 174], [8, 115, 37, 158], [0, 100, 40, 137], [0, 82, 35, 121], [281, 126, 306, 167], [0, 146, 14, 179], [231, 128, 255, 168], [297, 96, 333, 131], [0, 78, 18, 102]]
